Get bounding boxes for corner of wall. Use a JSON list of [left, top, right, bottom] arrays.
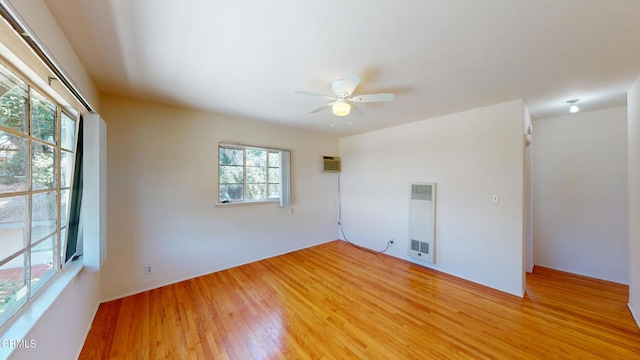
[[338, 100, 526, 297], [627, 76, 640, 327]]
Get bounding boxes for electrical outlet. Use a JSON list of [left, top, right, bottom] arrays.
[[491, 194, 500, 203], [145, 265, 153, 274], [389, 239, 395, 244]]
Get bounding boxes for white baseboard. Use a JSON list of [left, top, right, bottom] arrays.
[[73, 302, 100, 360], [628, 303, 640, 331]]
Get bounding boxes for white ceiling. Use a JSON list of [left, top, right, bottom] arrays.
[[42, 0, 640, 136]]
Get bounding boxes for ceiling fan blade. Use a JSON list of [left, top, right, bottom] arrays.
[[350, 104, 363, 116], [348, 93, 395, 103], [309, 103, 333, 113], [294, 90, 334, 100], [338, 74, 361, 96]]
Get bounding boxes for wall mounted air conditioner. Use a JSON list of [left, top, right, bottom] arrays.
[[408, 182, 436, 263], [322, 156, 341, 172]]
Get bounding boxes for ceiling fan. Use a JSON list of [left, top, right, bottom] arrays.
[[294, 74, 394, 117]]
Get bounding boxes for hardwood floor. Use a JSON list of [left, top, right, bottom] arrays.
[[79, 240, 640, 359]]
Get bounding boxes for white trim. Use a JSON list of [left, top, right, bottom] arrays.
[[629, 303, 640, 331], [218, 142, 288, 152], [279, 150, 291, 207], [216, 199, 279, 207], [0, 37, 78, 118], [0, 0, 95, 113], [0, 261, 83, 360], [100, 239, 333, 303], [72, 300, 100, 360]]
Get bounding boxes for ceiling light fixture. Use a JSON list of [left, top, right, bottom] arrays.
[[332, 100, 351, 116], [567, 99, 580, 113]]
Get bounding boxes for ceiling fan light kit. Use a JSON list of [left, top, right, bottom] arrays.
[[332, 100, 351, 116], [567, 99, 580, 113], [295, 74, 395, 121]]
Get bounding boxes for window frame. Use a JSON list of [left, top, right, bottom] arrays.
[[0, 62, 79, 328], [218, 143, 283, 205]]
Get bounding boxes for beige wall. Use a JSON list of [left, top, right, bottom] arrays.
[[533, 107, 628, 284], [628, 77, 640, 327], [100, 95, 340, 300], [339, 100, 525, 297]]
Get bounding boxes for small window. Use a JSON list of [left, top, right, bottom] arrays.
[[219, 144, 287, 204]]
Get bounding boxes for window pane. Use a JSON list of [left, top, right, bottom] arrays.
[[61, 113, 75, 151], [219, 148, 243, 166], [268, 152, 280, 168], [268, 168, 280, 184], [60, 189, 70, 227], [0, 131, 27, 193], [246, 166, 266, 183], [0, 253, 27, 324], [218, 146, 284, 203], [246, 184, 266, 200], [268, 184, 279, 199], [246, 150, 266, 166], [60, 227, 67, 265], [32, 142, 55, 190], [219, 165, 243, 184], [30, 236, 56, 295], [30, 90, 56, 144], [0, 65, 27, 134], [32, 191, 56, 242], [0, 195, 27, 256], [61, 151, 73, 188], [219, 184, 243, 201]]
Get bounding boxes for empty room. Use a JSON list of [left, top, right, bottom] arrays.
[[0, 1, 639, 359]]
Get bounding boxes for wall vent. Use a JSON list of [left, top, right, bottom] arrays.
[[322, 156, 341, 173], [408, 182, 436, 263], [412, 183, 432, 201]]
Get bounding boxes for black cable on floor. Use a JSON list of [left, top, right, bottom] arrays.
[[337, 173, 392, 255]]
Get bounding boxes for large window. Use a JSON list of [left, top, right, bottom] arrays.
[[219, 144, 282, 203], [0, 64, 77, 327]]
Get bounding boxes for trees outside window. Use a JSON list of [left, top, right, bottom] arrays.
[[219, 145, 281, 203], [0, 64, 77, 327]]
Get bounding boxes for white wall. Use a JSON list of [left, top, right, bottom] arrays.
[[533, 107, 628, 284], [82, 115, 108, 271], [100, 95, 340, 300], [524, 106, 534, 273], [628, 77, 640, 327], [9, 271, 100, 360], [339, 100, 525, 297]]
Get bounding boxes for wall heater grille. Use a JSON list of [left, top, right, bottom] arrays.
[[408, 182, 436, 263]]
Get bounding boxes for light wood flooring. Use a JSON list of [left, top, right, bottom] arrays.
[[79, 240, 640, 359]]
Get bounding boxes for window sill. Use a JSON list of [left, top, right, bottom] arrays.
[[216, 199, 279, 207], [0, 261, 83, 360]]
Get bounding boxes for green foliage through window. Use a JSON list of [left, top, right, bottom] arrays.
[[219, 146, 281, 202], [0, 63, 77, 328]]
